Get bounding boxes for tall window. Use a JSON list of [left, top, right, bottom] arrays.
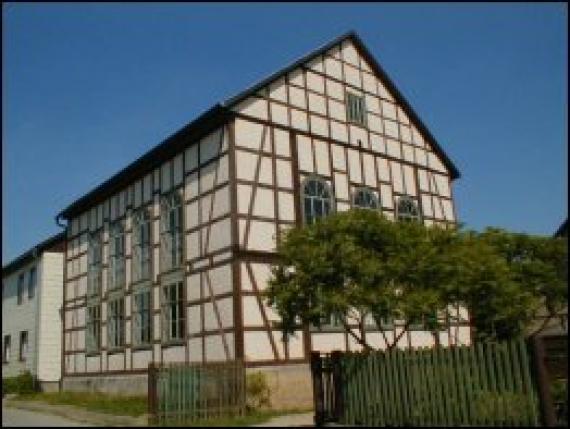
[[346, 92, 366, 126], [353, 188, 379, 210], [160, 193, 183, 272], [86, 304, 101, 353], [87, 232, 103, 298], [133, 289, 151, 346], [3, 335, 11, 363], [161, 282, 184, 342], [107, 298, 125, 349], [108, 222, 126, 291], [303, 178, 333, 224], [19, 331, 28, 361], [28, 267, 37, 300], [396, 196, 420, 222], [17, 273, 25, 305], [132, 209, 152, 283]]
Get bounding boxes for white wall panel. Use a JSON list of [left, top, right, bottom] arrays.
[[347, 149, 362, 183]]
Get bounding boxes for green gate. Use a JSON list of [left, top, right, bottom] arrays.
[[312, 338, 541, 426], [148, 360, 246, 425]]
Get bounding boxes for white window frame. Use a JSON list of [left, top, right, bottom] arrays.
[[86, 304, 101, 353], [161, 282, 185, 342], [353, 187, 379, 210], [87, 231, 103, 298], [17, 273, 25, 305], [19, 331, 28, 362], [132, 208, 152, 283], [346, 92, 367, 126], [107, 297, 125, 350], [108, 221, 126, 291], [28, 267, 37, 300], [3, 335, 11, 363], [132, 288, 152, 346], [302, 177, 334, 225], [396, 196, 421, 222], [160, 192, 183, 272]]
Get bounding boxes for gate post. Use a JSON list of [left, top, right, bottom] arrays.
[[532, 336, 556, 426], [331, 350, 344, 423], [311, 351, 324, 426], [148, 362, 158, 424]]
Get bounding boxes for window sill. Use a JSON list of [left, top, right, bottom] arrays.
[[161, 341, 185, 348], [85, 351, 101, 357], [132, 344, 153, 352], [107, 348, 125, 355]]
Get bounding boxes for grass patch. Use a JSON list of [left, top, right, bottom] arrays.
[[160, 408, 313, 427], [13, 391, 147, 417]]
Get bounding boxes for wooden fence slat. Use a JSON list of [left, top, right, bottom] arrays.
[[518, 338, 538, 426]]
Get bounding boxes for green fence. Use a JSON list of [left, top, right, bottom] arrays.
[[313, 338, 540, 426], [149, 360, 246, 425]]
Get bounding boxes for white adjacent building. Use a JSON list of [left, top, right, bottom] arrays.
[[56, 31, 470, 406], [2, 233, 65, 392]]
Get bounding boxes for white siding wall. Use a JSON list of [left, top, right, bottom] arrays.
[[37, 252, 64, 382], [2, 261, 39, 378], [2, 251, 63, 382]]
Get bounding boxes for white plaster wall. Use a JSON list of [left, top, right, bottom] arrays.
[[37, 252, 64, 382]]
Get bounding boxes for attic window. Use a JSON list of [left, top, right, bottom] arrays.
[[346, 92, 366, 126]]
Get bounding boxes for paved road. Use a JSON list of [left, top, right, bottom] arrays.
[[2, 400, 92, 427], [251, 411, 314, 427]]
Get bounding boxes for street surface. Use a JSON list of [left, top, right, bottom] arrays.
[[2, 399, 91, 427]]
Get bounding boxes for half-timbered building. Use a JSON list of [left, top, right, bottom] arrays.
[[57, 31, 469, 404]]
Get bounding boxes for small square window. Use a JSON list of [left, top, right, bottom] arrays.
[[346, 92, 366, 126]]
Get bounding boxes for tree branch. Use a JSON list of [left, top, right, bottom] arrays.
[[388, 321, 410, 350], [342, 320, 373, 351]]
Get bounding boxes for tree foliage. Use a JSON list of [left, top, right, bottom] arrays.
[[265, 209, 567, 349]]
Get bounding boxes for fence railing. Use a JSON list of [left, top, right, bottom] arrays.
[[312, 338, 540, 427], [148, 359, 246, 425]]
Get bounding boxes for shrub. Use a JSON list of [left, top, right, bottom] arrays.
[[2, 371, 37, 395], [246, 372, 271, 412]]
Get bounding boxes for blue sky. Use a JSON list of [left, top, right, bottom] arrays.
[[2, 3, 567, 264]]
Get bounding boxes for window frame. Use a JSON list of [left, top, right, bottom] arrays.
[[85, 304, 101, 354], [3, 335, 11, 363], [132, 288, 152, 348], [17, 273, 25, 305], [161, 282, 185, 343], [28, 266, 37, 300], [19, 331, 28, 362], [301, 177, 334, 225], [132, 208, 152, 284], [160, 192, 183, 273], [396, 196, 421, 222], [87, 231, 103, 299], [108, 221, 126, 292], [352, 187, 380, 210], [346, 92, 367, 126], [107, 296, 125, 351]]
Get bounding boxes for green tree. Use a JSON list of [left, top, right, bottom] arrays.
[[266, 209, 463, 350], [265, 209, 568, 349]]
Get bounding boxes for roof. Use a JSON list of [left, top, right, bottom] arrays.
[[554, 218, 568, 238], [2, 232, 66, 277], [57, 30, 460, 221]]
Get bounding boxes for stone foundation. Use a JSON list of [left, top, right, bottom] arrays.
[[62, 374, 148, 396], [38, 381, 60, 393], [246, 364, 314, 410], [61, 363, 314, 411]]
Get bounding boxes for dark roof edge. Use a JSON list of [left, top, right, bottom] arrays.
[[223, 30, 460, 180], [554, 218, 568, 238], [57, 104, 231, 221], [2, 232, 66, 277]]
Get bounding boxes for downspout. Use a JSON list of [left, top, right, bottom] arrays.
[[55, 213, 67, 392]]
